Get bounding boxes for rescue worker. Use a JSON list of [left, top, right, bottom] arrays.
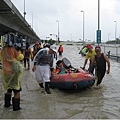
[[0, 33, 24, 111], [32, 45, 57, 94], [81, 46, 88, 56], [82, 44, 96, 74], [58, 44, 63, 56], [89, 46, 110, 87]]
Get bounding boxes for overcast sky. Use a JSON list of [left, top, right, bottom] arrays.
[[11, 0, 120, 42]]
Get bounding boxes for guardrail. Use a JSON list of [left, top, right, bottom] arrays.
[[107, 51, 120, 62], [101, 45, 120, 56]]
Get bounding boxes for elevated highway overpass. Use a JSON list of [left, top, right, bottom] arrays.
[[0, 0, 40, 43]]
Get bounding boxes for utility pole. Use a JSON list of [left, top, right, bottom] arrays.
[[23, 0, 26, 19]]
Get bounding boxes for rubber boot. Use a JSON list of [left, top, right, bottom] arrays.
[[45, 82, 51, 94], [39, 83, 44, 88], [4, 93, 11, 107], [12, 97, 21, 111], [24, 63, 26, 69]]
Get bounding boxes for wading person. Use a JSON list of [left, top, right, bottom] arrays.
[[33, 41, 42, 58], [0, 33, 24, 111], [89, 46, 110, 87], [58, 44, 63, 56], [32, 45, 57, 94], [82, 44, 96, 74], [24, 43, 33, 70]]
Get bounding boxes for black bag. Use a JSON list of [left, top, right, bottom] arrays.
[[62, 57, 78, 73], [62, 57, 71, 69]]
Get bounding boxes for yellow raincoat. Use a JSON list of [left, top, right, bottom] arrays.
[[0, 47, 24, 90]]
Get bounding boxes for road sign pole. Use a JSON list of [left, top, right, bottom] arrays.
[[97, 30, 101, 44]]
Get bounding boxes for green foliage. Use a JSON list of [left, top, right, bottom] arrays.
[[47, 39, 55, 44], [106, 38, 120, 44]]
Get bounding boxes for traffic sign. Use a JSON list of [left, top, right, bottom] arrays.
[[96, 30, 101, 44]]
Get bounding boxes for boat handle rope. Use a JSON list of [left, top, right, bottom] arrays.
[[74, 81, 80, 89], [74, 83, 78, 89]]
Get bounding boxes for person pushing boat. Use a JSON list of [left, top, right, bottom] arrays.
[[82, 44, 96, 74], [89, 46, 110, 87]]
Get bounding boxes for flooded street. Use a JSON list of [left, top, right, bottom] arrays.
[[0, 45, 120, 119]]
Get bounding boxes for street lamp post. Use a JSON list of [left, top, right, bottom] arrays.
[[98, 0, 100, 30], [114, 21, 117, 46], [96, 0, 101, 45], [56, 20, 60, 43], [31, 12, 33, 29], [23, 0, 26, 19], [81, 10, 85, 46]]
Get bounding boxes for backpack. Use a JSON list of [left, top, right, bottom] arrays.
[[25, 48, 30, 58]]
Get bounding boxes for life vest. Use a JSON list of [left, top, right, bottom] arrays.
[[56, 68, 66, 74], [58, 46, 63, 52], [56, 65, 66, 74]]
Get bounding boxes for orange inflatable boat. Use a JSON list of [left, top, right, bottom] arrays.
[[50, 58, 95, 90]]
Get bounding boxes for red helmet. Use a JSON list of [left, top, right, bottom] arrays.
[[86, 44, 92, 49]]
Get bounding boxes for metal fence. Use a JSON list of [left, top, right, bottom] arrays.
[[101, 45, 120, 56]]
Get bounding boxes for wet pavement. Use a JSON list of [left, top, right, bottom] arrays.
[[0, 45, 120, 119]]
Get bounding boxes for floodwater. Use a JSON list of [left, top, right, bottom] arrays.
[[0, 45, 120, 119]]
